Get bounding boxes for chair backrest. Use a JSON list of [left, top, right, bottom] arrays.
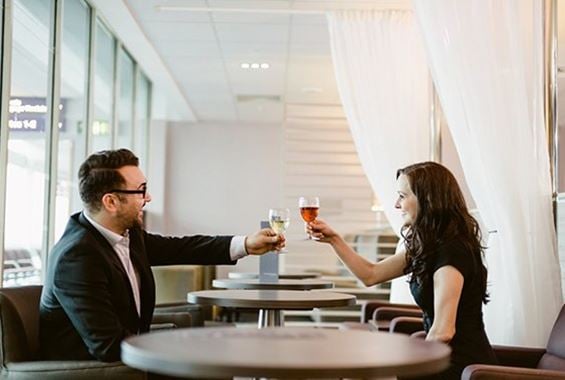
[[538, 304, 565, 371], [0, 285, 42, 364]]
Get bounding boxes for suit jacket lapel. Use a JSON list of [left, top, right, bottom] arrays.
[[77, 212, 129, 278]]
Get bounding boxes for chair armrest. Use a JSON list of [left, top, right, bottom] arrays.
[[150, 322, 177, 331], [339, 322, 378, 332], [373, 306, 424, 321], [154, 303, 204, 327], [492, 345, 546, 368], [367, 306, 422, 331], [151, 311, 192, 328], [5, 360, 145, 378], [389, 316, 424, 335], [361, 301, 420, 323], [462, 364, 565, 380]]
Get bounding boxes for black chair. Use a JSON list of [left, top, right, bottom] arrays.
[[462, 305, 565, 380], [0, 285, 145, 379]]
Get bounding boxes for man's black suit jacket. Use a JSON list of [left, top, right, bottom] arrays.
[[39, 212, 235, 362]]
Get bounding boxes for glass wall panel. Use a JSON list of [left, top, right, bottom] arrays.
[[116, 48, 134, 149], [4, 0, 52, 287], [134, 72, 150, 172], [90, 20, 114, 153], [54, 0, 89, 242]]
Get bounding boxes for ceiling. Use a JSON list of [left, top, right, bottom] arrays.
[[123, 0, 411, 123]]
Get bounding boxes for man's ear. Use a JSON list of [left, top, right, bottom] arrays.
[[101, 193, 119, 213]]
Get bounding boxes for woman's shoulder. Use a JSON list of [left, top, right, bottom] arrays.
[[432, 238, 477, 277]]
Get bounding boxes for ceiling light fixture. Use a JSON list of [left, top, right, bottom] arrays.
[[241, 62, 270, 70]]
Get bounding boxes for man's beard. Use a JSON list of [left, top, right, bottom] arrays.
[[117, 209, 144, 231]]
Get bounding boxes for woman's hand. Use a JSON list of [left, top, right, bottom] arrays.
[[306, 218, 339, 243]]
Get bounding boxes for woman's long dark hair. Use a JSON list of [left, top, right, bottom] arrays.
[[398, 162, 489, 304]]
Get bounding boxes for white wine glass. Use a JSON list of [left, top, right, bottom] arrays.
[[298, 196, 319, 239], [269, 208, 290, 252]]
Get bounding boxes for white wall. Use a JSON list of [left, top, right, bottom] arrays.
[[163, 121, 284, 275]]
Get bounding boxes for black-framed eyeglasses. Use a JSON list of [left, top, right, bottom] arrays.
[[109, 187, 147, 198]]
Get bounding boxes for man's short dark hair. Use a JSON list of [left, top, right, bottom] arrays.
[[78, 149, 139, 212]]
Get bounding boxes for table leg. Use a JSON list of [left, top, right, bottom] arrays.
[[257, 309, 283, 328]]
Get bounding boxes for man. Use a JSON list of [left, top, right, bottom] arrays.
[[40, 149, 283, 362]]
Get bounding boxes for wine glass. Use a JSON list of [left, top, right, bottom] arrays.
[[298, 196, 319, 239], [269, 208, 290, 252]]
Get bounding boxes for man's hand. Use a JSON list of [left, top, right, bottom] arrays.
[[245, 229, 286, 255]]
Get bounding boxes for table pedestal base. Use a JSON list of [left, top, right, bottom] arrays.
[[258, 309, 283, 328]]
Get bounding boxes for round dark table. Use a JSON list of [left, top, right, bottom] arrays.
[[187, 289, 355, 328], [122, 327, 451, 379]]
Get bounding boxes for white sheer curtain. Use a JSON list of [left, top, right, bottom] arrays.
[[413, 0, 563, 346], [327, 10, 429, 303]]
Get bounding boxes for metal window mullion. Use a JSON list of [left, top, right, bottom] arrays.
[[85, 6, 96, 155], [0, 0, 14, 286], [43, 0, 62, 272], [145, 78, 152, 171], [112, 40, 120, 148], [131, 62, 138, 151]]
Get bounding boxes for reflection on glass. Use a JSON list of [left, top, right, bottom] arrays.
[[117, 48, 134, 149], [134, 72, 150, 173], [91, 20, 114, 153], [4, 0, 52, 287], [54, 0, 90, 242]]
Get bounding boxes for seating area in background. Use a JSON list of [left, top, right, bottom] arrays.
[[3, 249, 41, 287], [152, 265, 213, 326]]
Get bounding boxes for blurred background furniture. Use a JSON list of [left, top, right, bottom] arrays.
[[152, 265, 208, 326], [341, 300, 424, 334], [0, 285, 145, 380], [462, 304, 565, 380]]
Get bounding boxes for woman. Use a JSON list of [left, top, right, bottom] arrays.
[[308, 162, 497, 379]]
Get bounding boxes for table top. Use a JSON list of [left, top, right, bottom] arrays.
[[228, 271, 320, 280], [122, 327, 451, 379], [213, 278, 333, 290], [187, 289, 356, 310]]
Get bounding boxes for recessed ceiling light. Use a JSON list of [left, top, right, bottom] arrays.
[[241, 62, 270, 70]]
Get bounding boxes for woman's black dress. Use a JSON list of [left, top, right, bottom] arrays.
[[408, 240, 497, 380]]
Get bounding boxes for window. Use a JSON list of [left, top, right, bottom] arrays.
[[116, 48, 134, 149], [54, 0, 90, 242], [3, 0, 53, 287], [90, 20, 114, 153]]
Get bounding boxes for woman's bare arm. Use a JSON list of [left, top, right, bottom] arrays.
[[309, 219, 407, 286], [426, 266, 464, 343]]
